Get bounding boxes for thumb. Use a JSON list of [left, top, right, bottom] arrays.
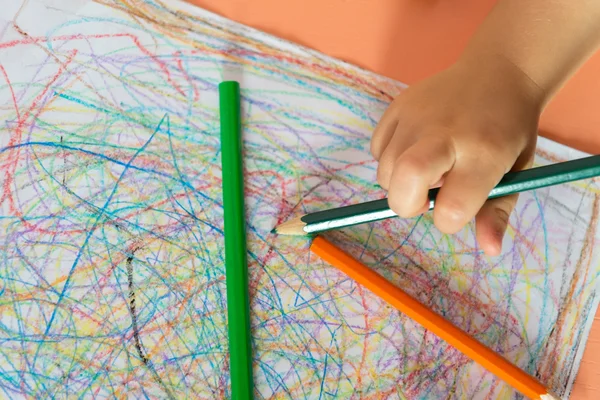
[[475, 150, 535, 256], [475, 194, 519, 256]]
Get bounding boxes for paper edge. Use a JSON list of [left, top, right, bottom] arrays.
[[563, 284, 600, 399], [161, 0, 406, 88]]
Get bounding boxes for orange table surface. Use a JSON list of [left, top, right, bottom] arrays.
[[189, 0, 600, 398]]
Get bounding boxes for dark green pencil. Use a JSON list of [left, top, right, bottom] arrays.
[[220, 81, 253, 400], [273, 154, 600, 236]]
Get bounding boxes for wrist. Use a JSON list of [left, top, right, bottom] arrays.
[[455, 48, 548, 111]]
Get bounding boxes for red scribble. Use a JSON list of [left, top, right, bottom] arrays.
[[174, 50, 200, 102], [0, 64, 21, 120], [1, 49, 77, 218]]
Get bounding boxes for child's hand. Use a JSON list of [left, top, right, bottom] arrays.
[[370, 0, 600, 255], [371, 56, 543, 255]]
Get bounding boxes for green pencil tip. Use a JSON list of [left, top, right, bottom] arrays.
[[270, 228, 277, 234]]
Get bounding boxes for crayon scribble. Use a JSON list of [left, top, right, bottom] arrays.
[[0, 0, 599, 398]]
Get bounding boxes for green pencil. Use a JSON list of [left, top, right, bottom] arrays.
[[220, 81, 253, 400], [273, 154, 600, 235]]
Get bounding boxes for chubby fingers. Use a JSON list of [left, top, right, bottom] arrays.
[[371, 101, 403, 161], [384, 135, 456, 218], [475, 194, 519, 256], [433, 153, 510, 235], [474, 151, 535, 255]]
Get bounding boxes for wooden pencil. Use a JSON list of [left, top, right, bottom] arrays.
[[273, 154, 600, 235], [220, 81, 254, 400], [310, 236, 559, 400]]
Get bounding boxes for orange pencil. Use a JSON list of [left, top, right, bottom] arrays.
[[310, 236, 559, 400]]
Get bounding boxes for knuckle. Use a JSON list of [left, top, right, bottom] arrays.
[[469, 142, 514, 175], [395, 154, 428, 181]]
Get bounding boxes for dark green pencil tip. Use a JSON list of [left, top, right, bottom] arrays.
[[270, 228, 276, 234]]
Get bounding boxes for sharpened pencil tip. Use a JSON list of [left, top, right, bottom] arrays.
[[271, 216, 307, 236]]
